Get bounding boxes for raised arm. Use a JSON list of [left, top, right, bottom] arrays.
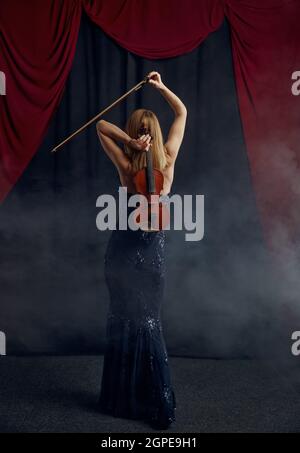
[[148, 71, 187, 163], [96, 120, 151, 173]]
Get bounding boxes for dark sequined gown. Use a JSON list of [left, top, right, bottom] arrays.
[[98, 207, 176, 429]]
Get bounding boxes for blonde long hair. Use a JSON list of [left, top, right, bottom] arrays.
[[124, 109, 168, 173]]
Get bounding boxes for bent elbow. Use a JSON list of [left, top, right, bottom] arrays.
[[181, 106, 187, 117], [176, 106, 187, 118]]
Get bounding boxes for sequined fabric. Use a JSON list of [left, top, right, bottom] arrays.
[[98, 220, 176, 429]]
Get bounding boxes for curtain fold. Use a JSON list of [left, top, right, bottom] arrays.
[[0, 0, 82, 202], [82, 0, 224, 59], [225, 0, 300, 247]]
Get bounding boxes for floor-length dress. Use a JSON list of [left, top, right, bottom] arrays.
[[98, 205, 176, 429]]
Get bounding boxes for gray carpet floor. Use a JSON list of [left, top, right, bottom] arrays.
[[0, 356, 299, 433]]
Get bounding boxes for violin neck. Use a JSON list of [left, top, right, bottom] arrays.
[[146, 149, 156, 194]]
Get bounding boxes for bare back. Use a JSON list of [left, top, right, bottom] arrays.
[[118, 151, 175, 196]]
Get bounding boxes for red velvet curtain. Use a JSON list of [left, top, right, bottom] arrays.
[[0, 0, 82, 202], [1, 0, 300, 248], [225, 0, 300, 247], [82, 0, 224, 59]]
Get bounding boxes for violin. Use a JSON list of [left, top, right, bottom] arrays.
[[133, 127, 170, 231]]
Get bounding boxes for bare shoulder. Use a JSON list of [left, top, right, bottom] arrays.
[[97, 126, 131, 173], [164, 110, 187, 163], [162, 152, 175, 182], [164, 149, 175, 170]]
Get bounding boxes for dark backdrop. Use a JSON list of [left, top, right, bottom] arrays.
[[0, 16, 276, 357]]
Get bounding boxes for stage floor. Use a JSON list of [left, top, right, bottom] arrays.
[[0, 356, 299, 433]]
